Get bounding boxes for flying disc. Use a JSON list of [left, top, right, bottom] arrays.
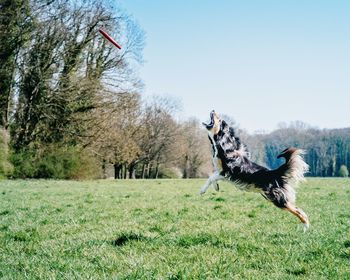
[[99, 29, 121, 49]]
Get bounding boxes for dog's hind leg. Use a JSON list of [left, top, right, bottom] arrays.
[[200, 172, 224, 195], [285, 203, 310, 231]]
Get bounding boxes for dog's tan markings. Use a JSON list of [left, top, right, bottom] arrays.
[[285, 203, 309, 228], [212, 112, 221, 135], [215, 157, 223, 170]]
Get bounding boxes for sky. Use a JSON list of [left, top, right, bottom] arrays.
[[116, 0, 350, 133]]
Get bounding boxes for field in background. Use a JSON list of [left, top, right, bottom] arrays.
[[0, 178, 349, 279]]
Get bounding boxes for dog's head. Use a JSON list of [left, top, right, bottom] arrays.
[[203, 110, 247, 159], [202, 110, 231, 137], [202, 110, 221, 136]]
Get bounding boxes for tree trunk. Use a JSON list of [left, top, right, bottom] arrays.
[[141, 163, 146, 179], [114, 164, 121, 179], [147, 162, 152, 179], [129, 164, 136, 179], [123, 164, 127, 179], [102, 159, 107, 179], [155, 162, 160, 179], [183, 154, 189, 179]]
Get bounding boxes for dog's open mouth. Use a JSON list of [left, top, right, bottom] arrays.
[[202, 110, 215, 129]]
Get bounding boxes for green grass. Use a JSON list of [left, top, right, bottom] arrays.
[[0, 178, 349, 279]]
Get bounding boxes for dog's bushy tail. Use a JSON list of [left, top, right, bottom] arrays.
[[276, 147, 309, 205]]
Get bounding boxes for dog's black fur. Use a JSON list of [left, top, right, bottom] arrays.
[[202, 110, 310, 229]]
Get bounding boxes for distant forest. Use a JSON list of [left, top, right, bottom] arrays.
[[1, 0, 349, 179]]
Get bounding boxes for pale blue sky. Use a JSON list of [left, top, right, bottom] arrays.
[[117, 0, 350, 133]]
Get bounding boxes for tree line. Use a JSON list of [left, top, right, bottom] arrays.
[[1, 0, 348, 179]]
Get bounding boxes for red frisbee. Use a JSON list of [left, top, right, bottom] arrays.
[[99, 29, 121, 49]]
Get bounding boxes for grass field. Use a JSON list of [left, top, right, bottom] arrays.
[[0, 178, 349, 279]]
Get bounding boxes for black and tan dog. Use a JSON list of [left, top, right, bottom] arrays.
[[201, 110, 310, 230]]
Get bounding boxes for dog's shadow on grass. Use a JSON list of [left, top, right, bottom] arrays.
[[111, 233, 150, 247], [109, 232, 236, 250]]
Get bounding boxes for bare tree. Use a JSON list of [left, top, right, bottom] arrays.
[[10, 0, 144, 145], [179, 118, 211, 178], [91, 92, 142, 179], [4, 0, 145, 178], [136, 96, 180, 178]]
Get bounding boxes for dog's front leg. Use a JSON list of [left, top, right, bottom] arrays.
[[200, 172, 224, 195]]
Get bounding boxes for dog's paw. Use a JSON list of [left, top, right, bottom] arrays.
[[303, 222, 310, 233], [199, 187, 207, 195], [213, 182, 220, 192]]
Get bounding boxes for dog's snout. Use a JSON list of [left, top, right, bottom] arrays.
[[203, 110, 220, 132]]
